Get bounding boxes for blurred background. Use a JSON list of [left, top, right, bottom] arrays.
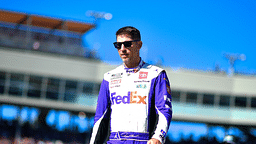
[[0, 0, 256, 143]]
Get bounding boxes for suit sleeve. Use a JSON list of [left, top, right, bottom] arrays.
[[90, 79, 111, 144], [152, 71, 172, 143]]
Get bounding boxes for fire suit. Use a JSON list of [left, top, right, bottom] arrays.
[[90, 59, 172, 144]]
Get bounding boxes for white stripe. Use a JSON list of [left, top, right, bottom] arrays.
[[151, 106, 168, 143], [89, 109, 109, 144]]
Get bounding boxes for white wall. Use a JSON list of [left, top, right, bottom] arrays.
[[0, 47, 102, 82], [165, 68, 256, 97]]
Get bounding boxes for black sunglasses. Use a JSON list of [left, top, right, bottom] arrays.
[[113, 40, 140, 49]]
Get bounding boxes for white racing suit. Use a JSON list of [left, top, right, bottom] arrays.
[[90, 60, 172, 144]]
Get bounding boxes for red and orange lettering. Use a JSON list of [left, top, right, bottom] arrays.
[[137, 96, 146, 104], [130, 91, 137, 104]]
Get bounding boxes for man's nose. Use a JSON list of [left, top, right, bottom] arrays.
[[120, 44, 126, 50]]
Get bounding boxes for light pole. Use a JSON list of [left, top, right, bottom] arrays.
[[85, 10, 112, 59], [224, 53, 246, 77], [86, 10, 112, 27]]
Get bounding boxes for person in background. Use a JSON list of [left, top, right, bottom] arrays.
[[222, 135, 238, 144]]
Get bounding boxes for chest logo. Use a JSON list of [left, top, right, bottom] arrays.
[[111, 73, 123, 79], [139, 72, 148, 79], [136, 84, 147, 89]]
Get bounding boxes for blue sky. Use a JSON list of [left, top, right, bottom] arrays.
[[1, 0, 256, 73]]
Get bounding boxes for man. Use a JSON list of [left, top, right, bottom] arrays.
[[90, 26, 172, 144]]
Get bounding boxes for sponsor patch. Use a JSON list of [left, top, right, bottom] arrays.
[[134, 80, 150, 83], [160, 129, 167, 142], [110, 85, 120, 89], [166, 84, 171, 95], [136, 84, 147, 89], [111, 73, 123, 79], [111, 79, 121, 85], [139, 72, 148, 79], [163, 78, 171, 95], [161, 129, 167, 137]]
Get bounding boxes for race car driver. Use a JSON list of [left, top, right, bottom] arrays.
[[89, 26, 172, 144]]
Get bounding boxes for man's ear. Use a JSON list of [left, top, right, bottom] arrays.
[[138, 41, 143, 49]]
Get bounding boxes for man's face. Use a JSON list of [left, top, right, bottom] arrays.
[[116, 34, 141, 67]]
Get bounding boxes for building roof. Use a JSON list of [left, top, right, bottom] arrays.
[[0, 10, 95, 33]]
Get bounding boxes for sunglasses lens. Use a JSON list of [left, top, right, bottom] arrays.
[[123, 41, 132, 47], [114, 42, 121, 49], [113, 41, 135, 49]]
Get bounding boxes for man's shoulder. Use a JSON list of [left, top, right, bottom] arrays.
[[103, 65, 123, 80], [105, 65, 123, 74], [142, 63, 165, 73]]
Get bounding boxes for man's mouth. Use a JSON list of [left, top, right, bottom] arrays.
[[121, 54, 128, 58]]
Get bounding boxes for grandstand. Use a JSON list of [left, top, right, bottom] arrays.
[[0, 10, 256, 144]]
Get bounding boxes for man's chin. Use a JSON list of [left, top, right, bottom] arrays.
[[122, 58, 130, 65], [121, 58, 129, 62]]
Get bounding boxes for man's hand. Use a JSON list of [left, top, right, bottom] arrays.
[[147, 138, 161, 144]]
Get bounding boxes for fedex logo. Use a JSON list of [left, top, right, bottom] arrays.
[[111, 91, 147, 105], [139, 72, 148, 79]]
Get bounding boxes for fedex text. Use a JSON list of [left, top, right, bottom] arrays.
[[111, 91, 147, 105]]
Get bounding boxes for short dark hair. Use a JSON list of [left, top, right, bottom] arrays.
[[116, 26, 141, 40]]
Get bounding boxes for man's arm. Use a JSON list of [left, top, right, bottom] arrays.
[[151, 71, 172, 143], [90, 79, 111, 144]]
